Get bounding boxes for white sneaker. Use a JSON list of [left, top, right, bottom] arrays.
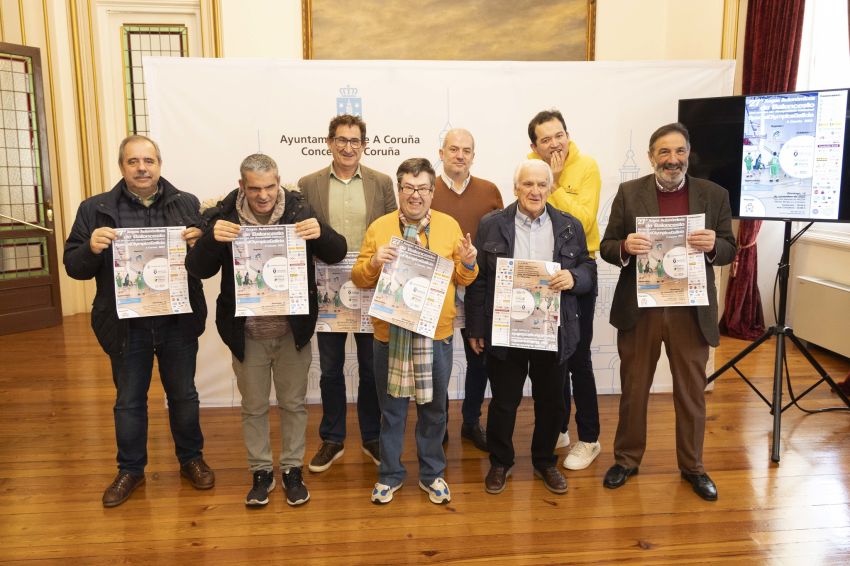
[[563, 440, 601, 470], [419, 478, 451, 504], [371, 482, 402, 504], [555, 431, 570, 450]]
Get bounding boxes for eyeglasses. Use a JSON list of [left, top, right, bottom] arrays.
[[333, 136, 363, 149], [399, 184, 434, 196]]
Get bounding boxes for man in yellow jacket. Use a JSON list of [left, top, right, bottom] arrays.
[[528, 109, 602, 471], [353, 157, 478, 505]]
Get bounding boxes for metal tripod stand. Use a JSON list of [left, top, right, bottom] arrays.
[[707, 221, 850, 463]]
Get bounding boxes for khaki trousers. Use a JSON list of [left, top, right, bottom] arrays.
[[614, 307, 709, 474], [232, 334, 312, 472]]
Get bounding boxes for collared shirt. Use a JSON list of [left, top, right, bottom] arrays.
[[620, 177, 715, 264], [122, 184, 160, 209], [514, 207, 554, 262], [328, 165, 367, 250], [440, 172, 471, 195], [118, 183, 165, 228]]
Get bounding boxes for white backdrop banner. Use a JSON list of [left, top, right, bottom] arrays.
[[145, 58, 734, 407]]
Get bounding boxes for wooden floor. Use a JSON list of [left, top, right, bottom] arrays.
[[1, 314, 849, 565]]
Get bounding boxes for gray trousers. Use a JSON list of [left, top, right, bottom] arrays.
[[232, 334, 312, 472]]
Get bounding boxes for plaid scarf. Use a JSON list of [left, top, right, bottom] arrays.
[[387, 211, 434, 404]]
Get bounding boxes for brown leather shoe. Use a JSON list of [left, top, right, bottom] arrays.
[[102, 471, 145, 507], [484, 463, 512, 494], [461, 423, 488, 452], [180, 457, 215, 490], [534, 466, 568, 494]]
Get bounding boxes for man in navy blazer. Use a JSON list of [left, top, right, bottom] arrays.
[[599, 123, 736, 501], [298, 114, 396, 473], [465, 159, 597, 496]]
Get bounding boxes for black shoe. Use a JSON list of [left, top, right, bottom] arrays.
[[282, 466, 310, 506], [245, 469, 275, 507], [362, 439, 380, 466], [603, 464, 638, 489], [461, 423, 488, 452], [681, 471, 718, 501]]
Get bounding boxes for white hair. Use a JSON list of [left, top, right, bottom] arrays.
[[513, 159, 553, 187]]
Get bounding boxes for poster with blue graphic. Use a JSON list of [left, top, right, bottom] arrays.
[[491, 258, 561, 352], [232, 225, 308, 317], [315, 252, 374, 333], [368, 237, 453, 339], [741, 90, 847, 219], [113, 226, 192, 318], [635, 214, 708, 308]]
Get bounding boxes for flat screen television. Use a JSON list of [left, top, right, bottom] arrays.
[[678, 88, 850, 222]]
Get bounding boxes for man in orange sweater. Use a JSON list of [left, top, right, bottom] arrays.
[[353, 158, 478, 505]]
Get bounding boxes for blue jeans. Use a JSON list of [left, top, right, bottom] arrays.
[[317, 332, 380, 444], [109, 318, 203, 475], [460, 327, 489, 424], [562, 284, 600, 442], [373, 336, 452, 487]]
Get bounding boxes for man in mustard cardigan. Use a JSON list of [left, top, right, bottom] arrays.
[[352, 158, 478, 505]]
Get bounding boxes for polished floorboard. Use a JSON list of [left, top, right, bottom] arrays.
[[1, 314, 849, 564]]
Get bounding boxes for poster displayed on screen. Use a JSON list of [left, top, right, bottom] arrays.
[[679, 88, 850, 223], [741, 90, 847, 220]]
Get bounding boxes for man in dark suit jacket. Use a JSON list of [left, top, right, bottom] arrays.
[[599, 123, 736, 501], [297, 114, 396, 473], [466, 159, 597, 496]]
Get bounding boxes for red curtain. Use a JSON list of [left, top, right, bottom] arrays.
[[720, 220, 765, 339], [719, 0, 806, 339]]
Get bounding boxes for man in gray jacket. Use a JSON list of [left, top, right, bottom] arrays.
[[298, 114, 396, 473]]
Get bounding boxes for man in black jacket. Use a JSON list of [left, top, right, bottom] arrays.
[[186, 154, 346, 508], [465, 159, 596, 496], [64, 135, 214, 508]]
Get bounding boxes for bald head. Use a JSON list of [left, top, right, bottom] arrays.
[[440, 128, 475, 183]]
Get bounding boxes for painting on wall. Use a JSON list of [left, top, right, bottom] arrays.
[[302, 0, 596, 61]]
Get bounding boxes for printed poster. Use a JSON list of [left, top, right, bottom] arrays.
[[368, 236, 453, 339], [491, 258, 561, 352], [315, 252, 374, 333], [232, 224, 308, 316], [112, 226, 192, 318], [453, 285, 466, 329], [635, 213, 708, 307]]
